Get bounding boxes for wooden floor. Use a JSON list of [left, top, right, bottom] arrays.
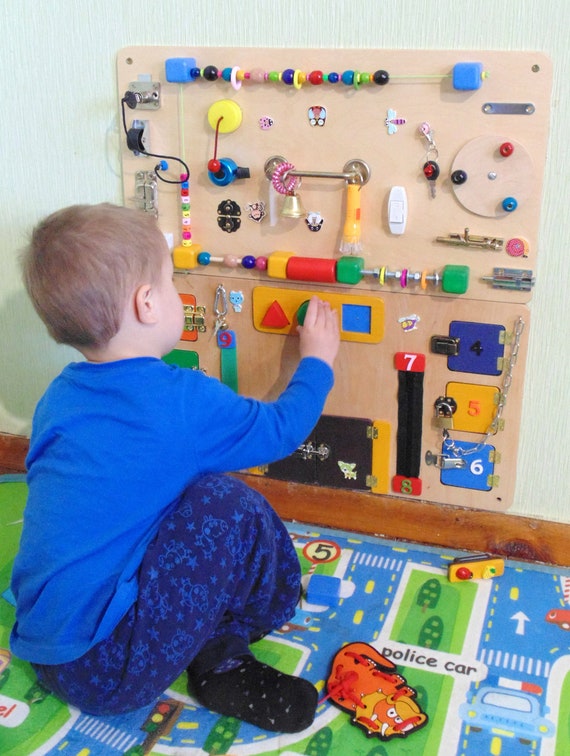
[[2, 432, 569, 567]]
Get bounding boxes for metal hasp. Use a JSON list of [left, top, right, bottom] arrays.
[[264, 156, 371, 185], [134, 170, 158, 216], [436, 228, 504, 251]]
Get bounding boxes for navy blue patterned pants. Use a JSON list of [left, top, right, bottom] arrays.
[[33, 474, 301, 715]]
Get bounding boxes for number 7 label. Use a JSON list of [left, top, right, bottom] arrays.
[[394, 352, 426, 372]]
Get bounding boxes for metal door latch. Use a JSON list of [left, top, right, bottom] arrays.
[[425, 450, 466, 469], [295, 442, 331, 461]]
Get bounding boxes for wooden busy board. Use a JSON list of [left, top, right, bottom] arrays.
[[117, 47, 551, 511]]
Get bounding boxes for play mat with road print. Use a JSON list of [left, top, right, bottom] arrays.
[[1, 475, 569, 756]]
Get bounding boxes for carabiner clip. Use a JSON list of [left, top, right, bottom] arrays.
[[214, 283, 228, 319]]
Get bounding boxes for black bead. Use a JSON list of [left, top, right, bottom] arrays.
[[203, 65, 219, 81], [373, 70, 390, 85]]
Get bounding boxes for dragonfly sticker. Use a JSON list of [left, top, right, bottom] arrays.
[[385, 108, 406, 135]]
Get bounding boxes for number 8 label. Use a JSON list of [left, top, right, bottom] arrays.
[[392, 475, 422, 496]]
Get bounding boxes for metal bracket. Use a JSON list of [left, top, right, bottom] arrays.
[[128, 80, 161, 109], [482, 102, 535, 115]]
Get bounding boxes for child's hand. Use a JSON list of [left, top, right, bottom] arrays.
[[297, 297, 340, 369]]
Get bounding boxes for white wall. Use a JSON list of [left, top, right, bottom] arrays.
[[1, 0, 568, 521]]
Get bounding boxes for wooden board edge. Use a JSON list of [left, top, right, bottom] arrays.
[[1, 433, 567, 567]]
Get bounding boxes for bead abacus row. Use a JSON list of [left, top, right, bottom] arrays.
[[176, 65, 391, 90], [173, 246, 471, 295], [165, 59, 486, 91]]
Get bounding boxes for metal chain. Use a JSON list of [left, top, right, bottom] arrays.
[[440, 316, 525, 459]]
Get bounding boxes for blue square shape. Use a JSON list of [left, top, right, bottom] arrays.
[[165, 57, 197, 83], [342, 304, 371, 334], [452, 62, 483, 91]]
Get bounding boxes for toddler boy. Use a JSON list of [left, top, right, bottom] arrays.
[[10, 203, 339, 732]]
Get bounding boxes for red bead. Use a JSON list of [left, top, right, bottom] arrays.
[[499, 142, 514, 157], [308, 70, 324, 85], [208, 159, 221, 173]]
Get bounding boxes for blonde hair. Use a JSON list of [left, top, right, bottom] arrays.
[[22, 203, 166, 349]]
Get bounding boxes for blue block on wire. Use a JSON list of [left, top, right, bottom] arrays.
[[165, 57, 197, 83], [452, 62, 484, 90]]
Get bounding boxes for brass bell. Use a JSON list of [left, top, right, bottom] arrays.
[[281, 191, 305, 218]]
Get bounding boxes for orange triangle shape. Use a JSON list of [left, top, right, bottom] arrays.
[[261, 300, 290, 328]]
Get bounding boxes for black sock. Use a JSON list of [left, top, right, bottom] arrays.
[[187, 655, 318, 732]]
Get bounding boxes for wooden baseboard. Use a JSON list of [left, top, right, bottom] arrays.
[[0, 434, 28, 475], [2, 433, 568, 566], [236, 475, 569, 567]]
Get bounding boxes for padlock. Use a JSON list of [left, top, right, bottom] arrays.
[[433, 396, 457, 430], [434, 415, 453, 430]]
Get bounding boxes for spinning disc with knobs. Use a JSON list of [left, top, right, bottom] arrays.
[[450, 135, 535, 218]]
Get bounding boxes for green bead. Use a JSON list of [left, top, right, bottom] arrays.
[[268, 71, 280, 82], [442, 265, 469, 294], [336, 256, 364, 285]]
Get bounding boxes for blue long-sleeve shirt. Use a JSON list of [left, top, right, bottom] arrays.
[[10, 356, 333, 664]]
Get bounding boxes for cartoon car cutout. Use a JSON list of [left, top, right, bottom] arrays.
[[545, 608, 570, 630], [459, 685, 555, 744]]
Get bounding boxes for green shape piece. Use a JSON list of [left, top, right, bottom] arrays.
[[336, 256, 364, 285], [163, 349, 199, 369], [296, 300, 310, 326], [442, 264, 469, 294]]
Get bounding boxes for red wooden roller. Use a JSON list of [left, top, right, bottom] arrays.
[[286, 256, 337, 283]]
